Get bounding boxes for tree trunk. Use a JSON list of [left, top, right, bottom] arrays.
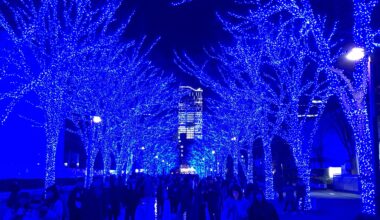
[[263, 140, 275, 200], [247, 150, 254, 184], [44, 116, 61, 190], [298, 164, 312, 211], [351, 109, 376, 214], [85, 149, 98, 189], [102, 149, 111, 183], [290, 138, 312, 210], [233, 147, 239, 177]]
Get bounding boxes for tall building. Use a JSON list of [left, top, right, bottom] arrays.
[[178, 86, 203, 166], [178, 86, 203, 140]]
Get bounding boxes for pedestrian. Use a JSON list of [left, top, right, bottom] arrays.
[[39, 184, 64, 220], [283, 181, 296, 212], [221, 184, 249, 220], [68, 181, 84, 220], [248, 191, 279, 220]]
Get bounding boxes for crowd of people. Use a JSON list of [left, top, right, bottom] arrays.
[[2, 173, 311, 220]]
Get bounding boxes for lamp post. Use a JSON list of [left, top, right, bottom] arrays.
[[92, 116, 102, 124], [346, 47, 379, 216]]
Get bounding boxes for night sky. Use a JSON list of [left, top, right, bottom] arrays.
[[0, 0, 378, 179]]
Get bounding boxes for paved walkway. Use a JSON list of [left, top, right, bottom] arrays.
[[271, 190, 361, 220]]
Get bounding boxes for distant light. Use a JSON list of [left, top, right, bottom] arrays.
[[37, 162, 40, 166], [162, 160, 165, 163], [346, 47, 365, 61], [179, 86, 203, 92], [141, 146, 145, 150], [297, 114, 318, 118], [312, 100, 323, 104], [76, 162, 80, 167], [231, 137, 237, 141], [241, 155, 244, 158], [155, 155, 159, 159], [212, 150, 215, 155], [328, 167, 342, 178], [180, 167, 196, 174], [180, 145, 184, 149], [92, 116, 102, 123], [135, 169, 139, 173], [64, 162, 68, 167]]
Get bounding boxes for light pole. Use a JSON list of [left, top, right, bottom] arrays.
[[92, 116, 102, 124]]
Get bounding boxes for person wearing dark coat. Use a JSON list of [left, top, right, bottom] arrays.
[[6, 181, 20, 210], [156, 179, 165, 219], [124, 180, 139, 220], [206, 179, 221, 220], [68, 182, 84, 220], [248, 191, 279, 220], [82, 180, 105, 220], [104, 177, 122, 220], [168, 179, 180, 214], [283, 181, 296, 212], [179, 177, 193, 218]]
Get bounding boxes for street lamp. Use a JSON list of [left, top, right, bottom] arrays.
[[92, 116, 102, 123], [346, 47, 365, 61]]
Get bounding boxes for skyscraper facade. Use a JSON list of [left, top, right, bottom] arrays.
[[178, 86, 203, 167]]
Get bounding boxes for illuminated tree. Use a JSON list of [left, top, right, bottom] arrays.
[[175, 48, 259, 180], [0, 0, 125, 189], [234, 0, 379, 214], [69, 38, 179, 187], [335, 0, 379, 214]]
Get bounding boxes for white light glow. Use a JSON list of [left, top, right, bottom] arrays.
[[297, 114, 318, 118], [92, 116, 102, 123], [64, 162, 68, 167], [312, 100, 323, 104], [346, 47, 365, 61], [180, 166, 196, 174], [328, 167, 342, 178]]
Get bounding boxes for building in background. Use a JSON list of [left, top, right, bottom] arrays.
[[178, 86, 203, 166]]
